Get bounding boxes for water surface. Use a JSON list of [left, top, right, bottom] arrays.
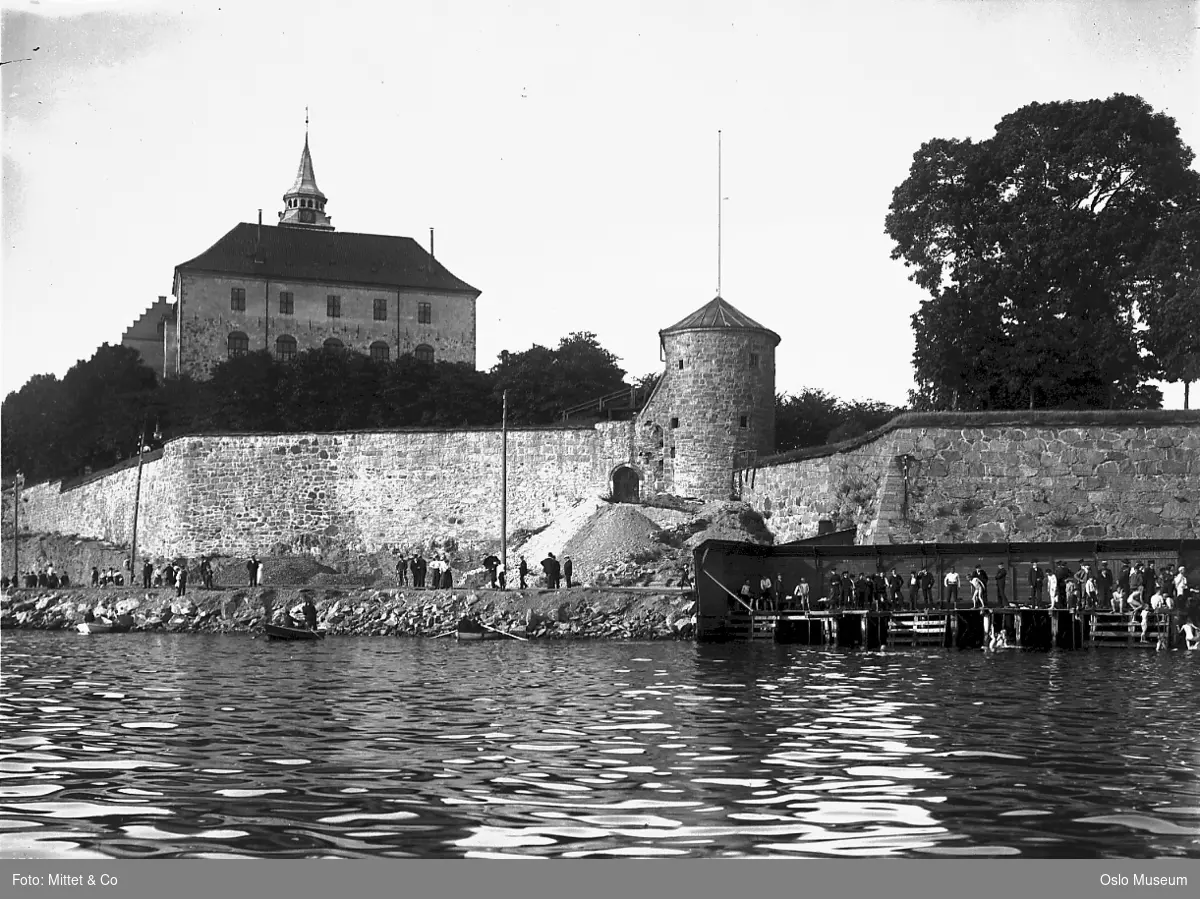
[[1, 632, 1197, 858]]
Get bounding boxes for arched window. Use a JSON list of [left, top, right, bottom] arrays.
[[323, 337, 345, 352], [370, 341, 390, 362], [414, 344, 434, 363], [275, 335, 297, 361], [227, 332, 249, 357]]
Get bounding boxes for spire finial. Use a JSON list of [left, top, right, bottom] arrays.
[[305, 106, 309, 137]]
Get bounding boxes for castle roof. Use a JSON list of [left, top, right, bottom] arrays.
[[175, 223, 480, 295], [661, 296, 780, 344]]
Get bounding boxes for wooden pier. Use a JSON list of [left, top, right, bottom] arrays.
[[709, 607, 1181, 650]]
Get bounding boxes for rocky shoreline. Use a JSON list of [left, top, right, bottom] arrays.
[[0, 584, 698, 641]]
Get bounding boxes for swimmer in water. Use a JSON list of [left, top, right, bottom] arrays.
[[1180, 621, 1200, 650]]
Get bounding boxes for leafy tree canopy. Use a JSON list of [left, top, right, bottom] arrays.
[[886, 93, 1199, 410]]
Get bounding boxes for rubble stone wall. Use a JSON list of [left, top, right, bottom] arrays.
[[12, 423, 636, 558], [743, 420, 1200, 544]]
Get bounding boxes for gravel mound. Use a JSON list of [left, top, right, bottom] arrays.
[[562, 504, 662, 585]]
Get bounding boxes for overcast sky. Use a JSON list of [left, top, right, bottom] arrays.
[[3, 0, 1197, 409]]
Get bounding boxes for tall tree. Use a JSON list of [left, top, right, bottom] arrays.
[[887, 94, 1199, 410], [492, 331, 627, 424], [1140, 206, 1200, 409]]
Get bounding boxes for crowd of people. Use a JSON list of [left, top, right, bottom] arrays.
[[730, 559, 1196, 619], [391, 551, 581, 591], [2, 563, 71, 591]]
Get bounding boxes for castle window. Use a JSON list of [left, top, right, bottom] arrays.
[[740, 415, 748, 428], [327, 295, 341, 318], [677, 359, 684, 370], [414, 344, 434, 364], [279, 291, 294, 315], [323, 338, 345, 352], [227, 332, 249, 357], [670, 417, 679, 429], [230, 287, 246, 312], [749, 352, 759, 368], [275, 335, 297, 361], [370, 341, 390, 362], [373, 298, 388, 321], [418, 302, 432, 324], [670, 446, 676, 458]]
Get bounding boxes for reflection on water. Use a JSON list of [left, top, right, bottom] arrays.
[[0, 632, 1197, 858]]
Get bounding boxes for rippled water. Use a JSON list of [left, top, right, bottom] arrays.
[[1, 632, 1197, 858]]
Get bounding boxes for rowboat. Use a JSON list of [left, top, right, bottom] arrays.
[[456, 617, 501, 641], [265, 623, 325, 641], [77, 616, 133, 635]]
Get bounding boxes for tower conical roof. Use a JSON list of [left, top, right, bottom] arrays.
[[661, 296, 780, 344], [287, 135, 326, 201]]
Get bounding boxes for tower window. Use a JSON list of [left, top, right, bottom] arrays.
[[418, 302, 432, 324], [327, 295, 341, 318], [275, 335, 297, 361], [740, 415, 748, 428], [279, 291, 294, 315], [227, 332, 249, 357], [370, 341, 390, 362], [373, 298, 388, 321], [230, 287, 246, 311], [749, 352, 759, 368], [414, 344, 434, 364], [670, 446, 676, 458], [670, 417, 679, 429], [677, 359, 684, 370]]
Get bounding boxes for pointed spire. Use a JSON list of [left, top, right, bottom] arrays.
[[279, 117, 333, 230]]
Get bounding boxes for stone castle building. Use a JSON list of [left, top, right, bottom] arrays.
[[632, 297, 779, 501], [125, 133, 481, 380]]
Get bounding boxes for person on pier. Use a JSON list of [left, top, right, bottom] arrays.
[[969, 571, 985, 609], [793, 577, 811, 613], [921, 567, 934, 608], [1029, 563, 1044, 606], [944, 569, 960, 608], [758, 574, 775, 611], [828, 570, 842, 609], [1046, 568, 1058, 609]]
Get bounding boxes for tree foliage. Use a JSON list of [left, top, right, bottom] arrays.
[[886, 94, 1199, 410], [775, 389, 902, 453], [2, 332, 631, 483]]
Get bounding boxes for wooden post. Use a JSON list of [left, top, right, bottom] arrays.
[[501, 390, 508, 582]]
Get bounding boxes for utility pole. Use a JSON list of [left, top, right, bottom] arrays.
[[128, 419, 148, 583], [12, 471, 23, 585], [501, 390, 508, 582]]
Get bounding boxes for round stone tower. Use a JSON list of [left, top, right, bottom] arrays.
[[635, 296, 779, 501]]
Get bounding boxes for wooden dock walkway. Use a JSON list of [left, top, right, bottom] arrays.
[[707, 607, 1182, 650]]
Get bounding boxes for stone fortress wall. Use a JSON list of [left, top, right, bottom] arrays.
[[14, 423, 634, 560], [741, 412, 1200, 545], [13, 412, 1199, 562]]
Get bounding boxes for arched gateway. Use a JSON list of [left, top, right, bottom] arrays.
[[612, 466, 641, 503]]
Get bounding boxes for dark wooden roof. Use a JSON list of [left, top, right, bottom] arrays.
[[176, 223, 480, 295], [661, 296, 780, 343]]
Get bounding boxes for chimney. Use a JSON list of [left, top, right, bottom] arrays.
[[430, 227, 435, 259], [258, 209, 263, 244]]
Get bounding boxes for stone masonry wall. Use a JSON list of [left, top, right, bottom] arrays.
[[638, 329, 776, 501], [743, 421, 1200, 545], [176, 272, 477, 378], [13, 423, 634, 559]]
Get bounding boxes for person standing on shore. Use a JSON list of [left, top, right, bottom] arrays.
[[396, 555, 408, 587], [247, 557, 257, 587], [142, 560, 153, 589], [519, 556, 529, 590], [563, 557, 574, 589], [483, 554, 500, 588], [176, 563, 188, 598]]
